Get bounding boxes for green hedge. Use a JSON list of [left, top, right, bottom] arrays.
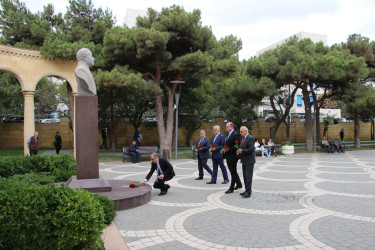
[[0, 179, 110, 249], [0, 155, 76, 182]]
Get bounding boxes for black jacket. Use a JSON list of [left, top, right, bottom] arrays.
[[145, 157, 175, 181]]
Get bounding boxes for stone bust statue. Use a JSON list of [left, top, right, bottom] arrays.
[[75, 48, 97, 96]]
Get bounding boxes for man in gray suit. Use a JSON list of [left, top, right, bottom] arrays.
[[236, 126, 256, 198], [194, 130, 213, 180]]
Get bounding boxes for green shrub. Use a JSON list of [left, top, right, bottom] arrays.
[[11, 172, 57, 185], [0, 155, 76, 182], [280, 141, 294, 146], [0, 178, 105, 249], [94, 194, 116, 225]]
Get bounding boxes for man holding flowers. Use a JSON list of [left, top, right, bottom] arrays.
[[194, 130, 213, 180], [207, 125, 229, 184], [222, 122, 243, 194]]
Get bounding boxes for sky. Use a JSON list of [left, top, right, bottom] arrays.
[[22, 0, 375, 60]]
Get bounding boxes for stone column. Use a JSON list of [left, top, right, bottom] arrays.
[[23, 91, 35, 156]]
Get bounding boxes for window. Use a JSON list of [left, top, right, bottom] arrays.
[[297, 95, 302, 107]]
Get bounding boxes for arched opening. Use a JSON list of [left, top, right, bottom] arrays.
[[34, 75, 75, 149], [0, 70, 23, 121]]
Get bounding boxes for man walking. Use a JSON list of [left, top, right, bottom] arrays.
[[207, 125, 229, 184], [140, 153, 175, 196], [27, 131, 40, 156], [236, 126, 256, 198], [194, 130, 213, 180], [223, 122, 242, 194]]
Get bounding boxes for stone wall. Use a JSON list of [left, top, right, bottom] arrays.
[[0, 117, 372, 148]]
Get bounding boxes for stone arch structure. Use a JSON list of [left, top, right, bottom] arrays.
[[0, 44, 78, 155]]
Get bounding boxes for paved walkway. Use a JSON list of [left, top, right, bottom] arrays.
[[99, 151, 375, 249]]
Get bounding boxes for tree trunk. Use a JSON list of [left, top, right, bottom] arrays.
[[285, 119, 290, 142], [270, 125, 276, 141], [315, 107, 321, 143], [371, 120, 374, 140], [323, 127, 328, 137], [354, 112, 360, 149], [302, 86, 313, 151], [109, 87, 116, 150]]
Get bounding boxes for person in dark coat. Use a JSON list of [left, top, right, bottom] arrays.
[[140, 153, 175, 196], [194, 130, 213, 180], [27, 131, 40, 156], [236, 126, 256, 198], [222, 122, 242, 194], [129, 140, 141, 163], [54, 131, 62, 154]]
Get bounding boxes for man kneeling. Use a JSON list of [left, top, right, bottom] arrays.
[[140, 153, 175, 196]]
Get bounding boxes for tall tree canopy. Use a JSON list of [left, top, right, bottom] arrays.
[[103, 5, 216, 151]]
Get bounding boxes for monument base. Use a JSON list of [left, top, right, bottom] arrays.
[[67, 175, 112, 192]]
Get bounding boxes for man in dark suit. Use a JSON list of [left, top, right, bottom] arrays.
[[129, 140, 141, 163], [194, 130, 213, 180], [140, 153, 175, 196], [223, 122, 242, 194], [207, 125, 229, 184], [236, 126, 256, 198]]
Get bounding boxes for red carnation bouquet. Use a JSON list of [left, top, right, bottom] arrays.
[[221, 145, 228, 153], [211, 143, 216, 149], [234, 140, 245, 149], [198, 144, 202, 150]]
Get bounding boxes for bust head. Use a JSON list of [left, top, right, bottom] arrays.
[[76, 48, 95, 67]]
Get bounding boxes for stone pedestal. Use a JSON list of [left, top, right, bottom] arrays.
[[75, 96, 99, 179], [68, 96, 112, 192]]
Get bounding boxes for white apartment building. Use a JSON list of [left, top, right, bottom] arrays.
[[123, 9, 147, 28]]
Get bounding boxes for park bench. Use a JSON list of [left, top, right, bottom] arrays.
[[122, 146, 159, 163]]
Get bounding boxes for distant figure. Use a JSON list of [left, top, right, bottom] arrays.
[[54, 131, 62, 154], [27, 131, 40, 156], [340, 128, 344, 142], [133, 127, 142, 146], [99, 128, 107, 150], [129, 140, 141, 163], [194, 130, 213, 180], [75, 48, 96, 96], [321, 136, 333, 153]]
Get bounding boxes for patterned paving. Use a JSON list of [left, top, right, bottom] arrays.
[[99, 151, 375, 249]]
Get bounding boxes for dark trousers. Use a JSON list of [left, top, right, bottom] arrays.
[[334, 144, 344, 152], [211, 158, 229, 182], [323, 145, 334, 153], [129, 152, 141, 163], [55, 145, 62, 154], [226, 159, 242, 189], [242, 162, 254, 194], [198, 157, 212, 177], [153, 174, 173, 192], [100, 137, 106, 149], [29, 150, 38, 156]]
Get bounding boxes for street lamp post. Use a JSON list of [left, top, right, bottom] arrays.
[[171, 80, 185, 160]]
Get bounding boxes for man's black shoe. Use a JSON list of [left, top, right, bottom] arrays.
[[242, 192, 251, 198], [240, 191, 247, 196], [165, 185, 170, 193], [221, 180, 229, 184], [225, 188, 234, 194], [195, 177, 203, 180], [158, 191, 166, 196], [234, 185, 242, 190], [206, 181, 216, 184]]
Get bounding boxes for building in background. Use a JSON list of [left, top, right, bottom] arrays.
[[123, 9, 147, 28], [255, 32, 343, 121]]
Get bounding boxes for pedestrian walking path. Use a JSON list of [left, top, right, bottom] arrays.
[[99, 151, 375, 249]]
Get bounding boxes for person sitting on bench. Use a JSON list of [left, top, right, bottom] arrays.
[[322, 136, 334, 153], [333, 136, 345, 153], [129, 140, 141, 163]]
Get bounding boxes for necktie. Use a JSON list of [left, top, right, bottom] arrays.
[[199, 138, 203, 144], [156, 161, 163, 182], [225, 132, 230, 142], [213, 135, 217, 143]]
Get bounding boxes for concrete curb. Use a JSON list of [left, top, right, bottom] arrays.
[[102, 222, 128, 250]]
